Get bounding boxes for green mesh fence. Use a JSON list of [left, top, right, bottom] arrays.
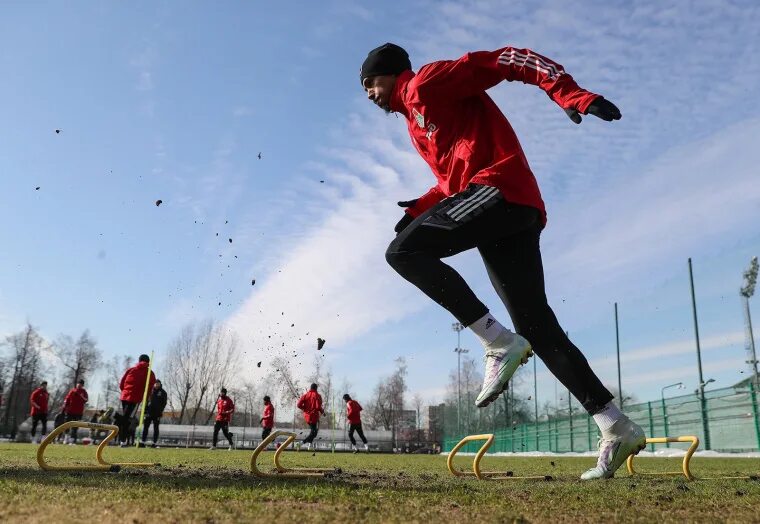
[[443, 383, 760, 453]]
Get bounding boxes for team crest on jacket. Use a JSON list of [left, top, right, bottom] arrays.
[[412, 108, 425, 128]]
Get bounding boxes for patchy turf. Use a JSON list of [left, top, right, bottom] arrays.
[[1, 443, 759, 523]]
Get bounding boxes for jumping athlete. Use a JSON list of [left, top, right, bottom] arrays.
[[29, 381, 49, 443], [360, 43, 645, 479], [343, 394, 369, 452], [297, 383, 324, 450], [119, 354, 156, 447]]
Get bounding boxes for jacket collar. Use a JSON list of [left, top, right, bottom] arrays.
[[390, 69, 414, 117]]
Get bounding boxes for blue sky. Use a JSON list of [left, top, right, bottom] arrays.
[[1, 0, 759, 414]]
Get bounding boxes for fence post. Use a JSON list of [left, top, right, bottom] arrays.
[[750, 382, 760, 450], [554, 418, 559, 451], [548, 420, 553, 452], [662, 397, 670, 448], [647, 401, 655, 451], [586, 415, 592, 451], [568, 413, 574, 452]]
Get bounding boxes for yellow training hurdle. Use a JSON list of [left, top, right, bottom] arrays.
[[626, 435, 699, 480], [250, 430, 339, 479], [37, 421, 159, 472], [447, 434, 552, 481], [627, 435, 758, 480]]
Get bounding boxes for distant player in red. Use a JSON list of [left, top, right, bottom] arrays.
[[343, 394, 369, 453], [297, 383, 324, 450], [119, 354, 156, 447], [260, 395, 274, 440], [360, 42, 644, 480], [211, 387, 235, 450], [29, 381, 49, 443], [62, 379, 88, 444]]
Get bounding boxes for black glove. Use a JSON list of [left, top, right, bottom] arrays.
[[394, 199, 418, 234], [565, 97, 621, 124], [394, 213, 414, 234]]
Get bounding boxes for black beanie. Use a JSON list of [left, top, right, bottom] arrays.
[[360, 43, 411, 85]]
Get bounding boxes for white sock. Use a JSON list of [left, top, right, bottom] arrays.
[[468, 313, 510, 346], [593, 402, 626, 436]]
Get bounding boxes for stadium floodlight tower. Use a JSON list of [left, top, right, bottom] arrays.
[[452, 322, 469, 436], [741, 256, 758, 387]]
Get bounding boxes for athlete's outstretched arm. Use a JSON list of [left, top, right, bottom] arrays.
[[415, 46, 620, 122]]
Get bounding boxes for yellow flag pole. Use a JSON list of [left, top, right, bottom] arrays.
[[135, 350, 154, 448]]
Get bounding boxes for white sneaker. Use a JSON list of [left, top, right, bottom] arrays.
[[228, 445, 234, 451], [364, 443, 369, 452], [581, 419, 646, 480], [475, 330, 532, 407], [208, 445, 216, 450], [351, 444, 358, 454]]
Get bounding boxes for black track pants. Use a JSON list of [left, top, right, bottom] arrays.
[[386, 184, 613, 414], [31, 414, 48, 437], [303, 424, 319, 444], [142, 415, 160, 444], [120, 401, 137, 443], [213, 421, 234, 446], [348, 423, 367, 445]]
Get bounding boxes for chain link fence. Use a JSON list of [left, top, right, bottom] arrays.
[[444, 383, 760, 454]]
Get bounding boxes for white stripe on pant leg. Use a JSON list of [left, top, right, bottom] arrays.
[[448, 187, 498, 220], [446, 186, 491, 217], [450, 187, 499, 220], [445, 187, 489, 217]]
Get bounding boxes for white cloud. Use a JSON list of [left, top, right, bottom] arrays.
[[226, 113, 433, 379], [232, 106, 253, 117], [136, 71, 153, 92]]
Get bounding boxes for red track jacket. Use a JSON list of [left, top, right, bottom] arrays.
[[262, 402, 274, 429], [389, 46, 600, 225], [346, 400, 362, 425], [63, 386, 88, 416], [29, 387, 49, 416], [297, 390, 324, 425], [119, 361, 156, 403], [216, 395, 235, 423]]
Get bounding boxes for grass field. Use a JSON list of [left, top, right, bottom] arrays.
[[1, 443, 759, 523]]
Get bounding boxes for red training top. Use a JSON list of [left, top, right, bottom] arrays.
[[262, 402, 274, 429], [216, 395, 235, 423], [389, 46, 600, 226], [119, 361, 156, 403], [297, 390, 324, 425], [63, 387, 88, 416], [29, 387, 49, 416], [346, 399, 362, 425]]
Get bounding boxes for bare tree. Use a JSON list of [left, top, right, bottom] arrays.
[[162, 324, 197, 422], [366, 357, 407, 445], [201, 324, 240, 423], [100, 355, 133, 410], [1, 323, 48, 434], [268, 357, 302, 429], [161, 319, 240, 424], [52, 330, 102, 386]]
